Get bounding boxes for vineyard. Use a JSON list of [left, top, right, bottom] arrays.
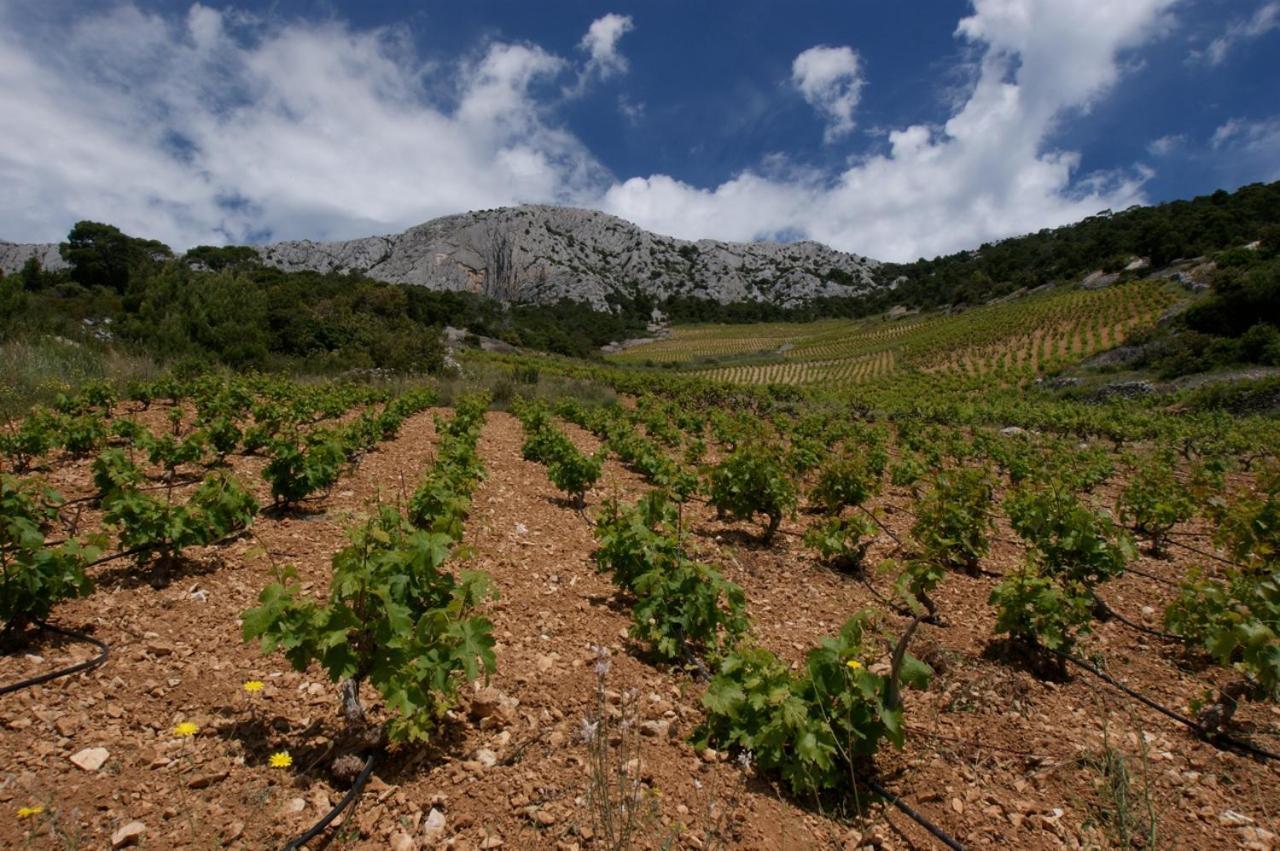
[[1, 341, 1278, 850], [613, 280, 1179, 386]]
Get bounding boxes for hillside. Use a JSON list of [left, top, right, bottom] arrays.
[[613, 278, 1182, 386], [1, 205, 881, 311]]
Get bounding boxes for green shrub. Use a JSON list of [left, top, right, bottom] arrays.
[[242, 508, 496, 743], [911, 468, 994, 574], [810, 454, 880, 514], [1118, 453, 1195, 556], [695, 614, 930, 796], [709, 445, 796, 542], [803, 514, 877, 571], [0, 476, 98, 632]]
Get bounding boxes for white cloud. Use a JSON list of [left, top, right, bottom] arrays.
[[1199, 1, 1279, 65], [578, 13, 634, 82], [0, 0, 1187, 265], [791, 45, 864, 142], [0, 2, 606, 247], [605, 0, 1175, 261], [1208, 116, 1280, 181], [1147, 133, 1185, 156]]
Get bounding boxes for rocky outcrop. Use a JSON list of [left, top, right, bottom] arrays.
[[255, 205, 881, 310], [0, 242, 67, 275], [2, 206, 881, 310]]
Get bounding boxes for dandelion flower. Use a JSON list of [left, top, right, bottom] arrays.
[[846, 659, 863, 671], [269, 751, 293, 769], [173, 721, 198, 738], [17, 805, 44, 818], [243, 680, 265, 694]]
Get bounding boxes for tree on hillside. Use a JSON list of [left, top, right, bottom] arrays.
[[59, 221, 172, 293]]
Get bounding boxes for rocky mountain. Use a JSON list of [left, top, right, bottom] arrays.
[[2, 206, 882, 310], [255, 206, 881, 310], [0, 242, 66, 275]]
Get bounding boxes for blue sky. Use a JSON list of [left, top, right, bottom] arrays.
[[1, 0, 1278, 261]]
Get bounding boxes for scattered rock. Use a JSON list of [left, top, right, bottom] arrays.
[[1089, 380, 1155, 402], [111, 820, 146, 848], [1081, 270, 1120, 290], [476, 748, 498, 768], [390, 831, 418, 851], [187, 769, 229, 789], [639, 720, 670, 739], [53, 714, 81, 737], [70, 747, 110, 772], [422, 807, 446, 841]]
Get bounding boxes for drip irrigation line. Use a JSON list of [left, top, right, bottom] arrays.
[[862, 776, 966, 851], [281, 752, 376, 851], [1165, 537, 1245, 570], [1094, 598, 1187, 643], [60, 478, 206, 507], [85, 545, 149, 569], [1123, 564, 1183, 588], [0, 621, 109, 696], [1049, 648, 1280, 763], [84, 527, 252, 571]]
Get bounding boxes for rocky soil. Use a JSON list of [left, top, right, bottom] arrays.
[[1, 408, 1277, 850]]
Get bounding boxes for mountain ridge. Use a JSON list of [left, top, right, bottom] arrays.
[[1, 205, 882, 310]]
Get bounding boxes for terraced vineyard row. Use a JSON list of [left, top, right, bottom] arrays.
[[699, 350, 896, 386], [619, 279, 1179, 385]]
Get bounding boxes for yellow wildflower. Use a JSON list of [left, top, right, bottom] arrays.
[[17, 805, 44, 818], [243, 680, 265, 694], [269, 751, 293, 769], [846, 659, 863, 671], [173, 722, 198, 738]]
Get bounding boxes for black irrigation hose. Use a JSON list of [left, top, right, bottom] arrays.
[[1165, 537, 1246, 570], [1049, 648, 1280, 763], [281, 752, 376, 851], [1123, 564, 1183, 588], [1094, 598, 1187, 643], [0, 621, 109, 697], [863, 776, 966, 851]]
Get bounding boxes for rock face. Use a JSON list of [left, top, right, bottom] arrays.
[[254, 205, 881, 310], [0, 242, 67, 274], [2, 206, 881, 310]]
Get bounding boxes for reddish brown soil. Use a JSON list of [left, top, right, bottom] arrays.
[[1, 409, 1277, 850]]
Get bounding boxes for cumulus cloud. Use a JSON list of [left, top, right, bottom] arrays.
[[0, 2, 606, 247], [1208, 116, 1280, 181], [791, 45, 864, 141], [1197, 1, 1279, 65], [605, 0, 1176, 260], [0, 0, 1187, 264], [1147, 134, 1185, 156], [574, 13, 634, 89]]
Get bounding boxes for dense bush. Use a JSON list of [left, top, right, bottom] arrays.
[[695, 614, 930, 796], [243, 508, 496, 743], [708, 445, 797, 542]]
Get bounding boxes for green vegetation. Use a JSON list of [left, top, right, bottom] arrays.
[[695, 614, 930, 797]]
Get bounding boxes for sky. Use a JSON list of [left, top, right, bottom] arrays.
[[1, 0, 1278, 262]]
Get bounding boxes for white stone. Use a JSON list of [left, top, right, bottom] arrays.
[[69, 747, 109, 771]]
